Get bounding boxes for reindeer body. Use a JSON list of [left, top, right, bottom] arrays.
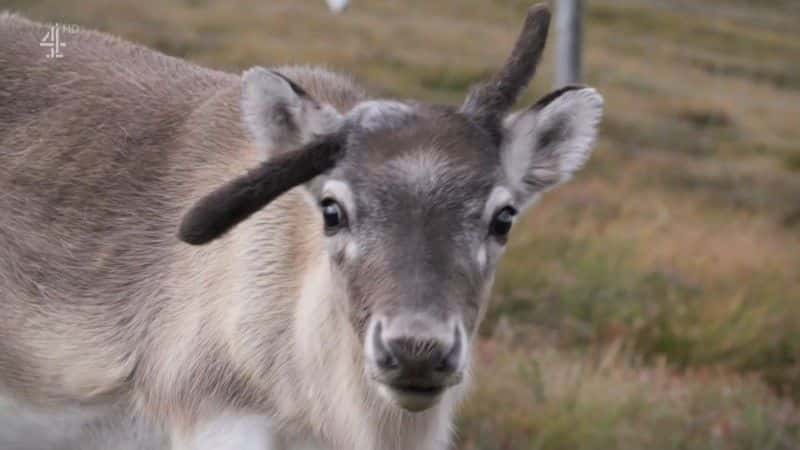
[[0, 6, 603, 450]]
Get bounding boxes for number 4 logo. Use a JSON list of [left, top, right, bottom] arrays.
[[40, 25, 65, 59]]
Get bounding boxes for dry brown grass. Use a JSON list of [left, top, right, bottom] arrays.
[[459, 339, 799, 450]]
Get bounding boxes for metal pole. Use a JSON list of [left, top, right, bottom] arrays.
[[555, 0, 583, 87]]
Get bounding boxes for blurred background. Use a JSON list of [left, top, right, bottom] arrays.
[[3, 0, 799, 448]]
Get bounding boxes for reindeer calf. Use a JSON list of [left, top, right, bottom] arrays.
[[0, 6, 602, 450]]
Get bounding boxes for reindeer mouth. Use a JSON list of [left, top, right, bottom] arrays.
[[377, 382, 446, 412], [391, 383, 446, 397]]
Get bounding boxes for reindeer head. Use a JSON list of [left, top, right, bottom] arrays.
[[179, 5, 602, 412]]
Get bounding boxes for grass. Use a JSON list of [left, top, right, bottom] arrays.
[[6, 0, 800, 448], [458, 342, 800, 450]]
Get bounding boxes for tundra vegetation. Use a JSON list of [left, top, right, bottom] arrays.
[[2, 0, 799, 449]]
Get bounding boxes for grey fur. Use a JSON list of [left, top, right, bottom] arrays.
[[0, 401, 168, 450]]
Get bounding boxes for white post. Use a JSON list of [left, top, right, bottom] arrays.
[[555, 0, 583, 87], [325, 0, 349, 14]]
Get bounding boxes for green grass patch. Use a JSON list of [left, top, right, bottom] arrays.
[[458, 346, 800, 450], [490, 228, 800, 397]]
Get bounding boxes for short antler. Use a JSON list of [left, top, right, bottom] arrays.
[[461, 4, 551, 141], [178, 135, 344, 245]]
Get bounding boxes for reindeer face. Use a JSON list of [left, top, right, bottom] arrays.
[[179, 4, 603, 412], [312, 104, 504, 411]]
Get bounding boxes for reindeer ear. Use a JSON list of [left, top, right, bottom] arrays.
[[502, 86, 603, 209], [242, 67, 342, 159]]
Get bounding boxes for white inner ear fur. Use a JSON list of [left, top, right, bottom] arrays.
[[241, 67, 342, 159], [502, 87, 604, 208]]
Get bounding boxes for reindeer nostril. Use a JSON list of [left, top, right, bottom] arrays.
[[434, 357, 455, 373], [377, 352, 400, 370], [435, 325, 462, 374], [372, 321, 400, 370]]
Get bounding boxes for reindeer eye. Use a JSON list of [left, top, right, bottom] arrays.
[[489, 206, 517, 241], [320, 198, 347, 234]]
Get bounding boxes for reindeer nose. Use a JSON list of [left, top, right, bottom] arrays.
[[371, 320, 462, 384]]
